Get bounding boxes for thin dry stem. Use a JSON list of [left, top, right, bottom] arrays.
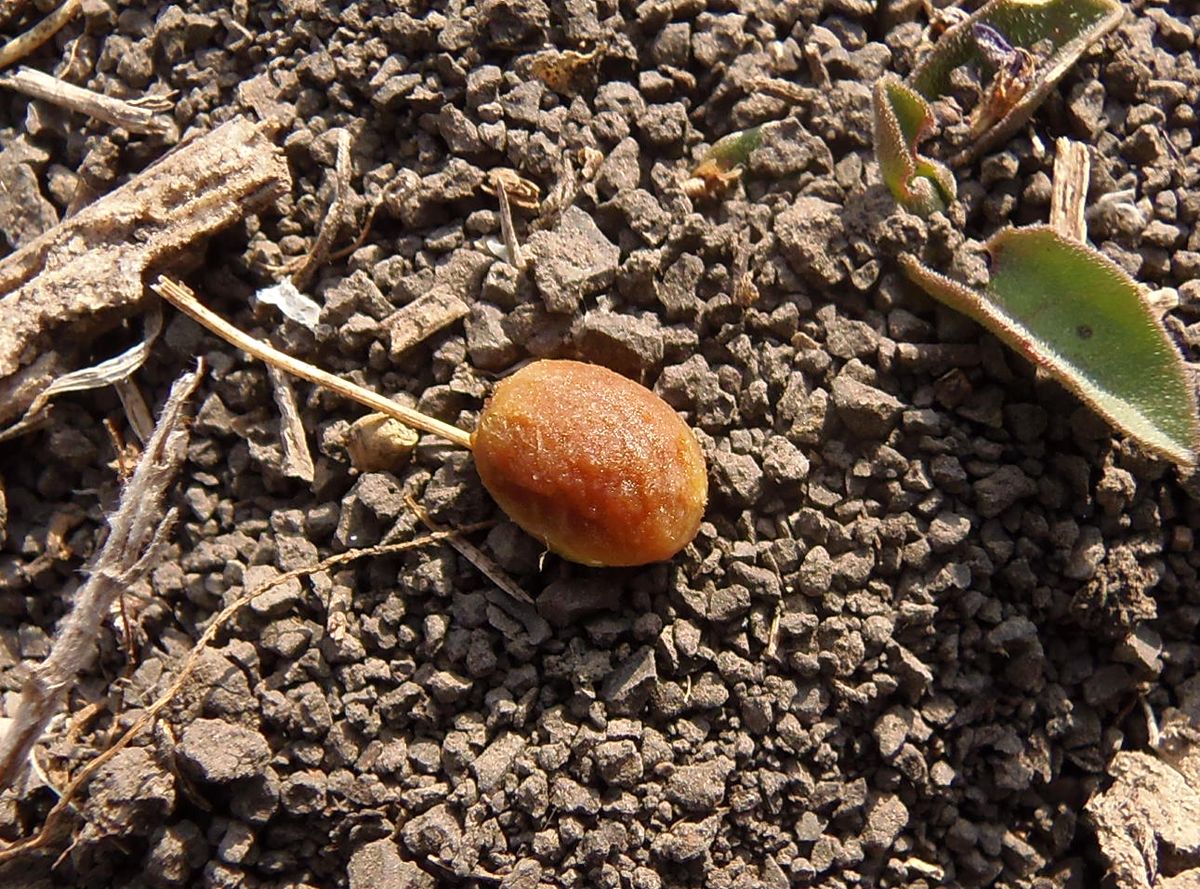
[[151, 276, 474, 449], [1050, 137, 1090, 242], [407, 494, 534, 605], [496, 183, 525, 270], [288, 128, 354, 290], [0, 0, 79, 70], [0, 365, 201, 791]]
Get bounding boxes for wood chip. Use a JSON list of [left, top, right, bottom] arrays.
[[1050, 137, 1090, 243], [267, 365, 315, 483], [0, 117, 291, 428], [383, 288, 471, 360]]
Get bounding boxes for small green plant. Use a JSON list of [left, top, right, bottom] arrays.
[[901, 228, 1200, 465], [871, 75, 956, 217], [683, 125, 763, 199]]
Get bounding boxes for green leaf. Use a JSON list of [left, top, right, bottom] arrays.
[[704, 126, 763, 170], [872, 75, 956, 217], [685, 125, 765, 198], [909, 0, 1124, 163], [901, 227, 1200, 465]]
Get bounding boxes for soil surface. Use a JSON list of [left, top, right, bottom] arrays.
[[0, 1, 1199, 888]]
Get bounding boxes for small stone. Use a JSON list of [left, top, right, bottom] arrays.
[[798, 545, 833, 597], [466, 302, 522, 370], [427, 669, 473, 704], [830, 374, 903, 438], [573, 311, 665, 380], [528, 205, 620, 313], [437, 104, 484, 155], [762, 435, 810, 484], [230, 768, 280, 824], [84, 748, 176, 840], [217, 821, 256, 865], [177, 719, 271, 784], [602, 646, 658, 711], [594, 739, 644, 787], [280, 769, 328, 815], [596, 136, 640, 196], [776, 196, 846, 287], [861, 792, 908, 851], [401, 803, 462, 858], [471, 732, 526, 793], [666, 757, 734, 812], [973, 465, 1037, 518], [538, 577, 622, 628], [712, 449, 763, 505], [928, 512, 972, 552], [874, 712, 908, 758], [349, 838, 435, 889], [1113, 624, 1163, 675], [551, 776, 601, 814], [652, 814, 719, 862], [144, 821, 206, 888]]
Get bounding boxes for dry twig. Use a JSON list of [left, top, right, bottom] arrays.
[[0, 0, 79, 71], [0, 117, 291, 428], [406, 494, 535, 605], [0, 365, 202, 791], [0, 66, 173, 134]]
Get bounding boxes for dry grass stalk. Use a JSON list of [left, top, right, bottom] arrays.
[[0, 365, 202, 792], [0, 116, 291, 428], [113, 378, 155, 444], [152, 276, 475, 449], [0, 304, 162, 442], [496, 182, 525, 270], [0, 66, 173, 134]]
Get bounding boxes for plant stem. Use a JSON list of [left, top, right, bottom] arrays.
[[152, 276, 474, 450]]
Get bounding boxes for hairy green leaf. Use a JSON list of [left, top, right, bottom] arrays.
[[872, 75, 956, 217], [685, 125, 765, 198], [901, 227, 1200, 465], [909, 0, 1124, 163], [705, 126, 763, 170]]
